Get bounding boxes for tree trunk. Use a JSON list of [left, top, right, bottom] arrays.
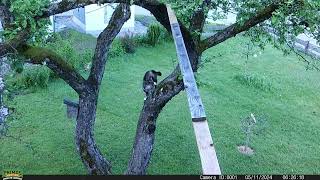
[[126, 45, 201, 174], [73, 4, 130, 175], [75, 90, 112, 175], [125, 97, 162, 175]]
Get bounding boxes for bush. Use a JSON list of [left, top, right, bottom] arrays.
[[159, 26, 172, 41], [81, 49, 94, 71], [120, 33, 136, 54], [145, 23, 162, 46], [10, 57, 24, 74], [4, 30, 98, 91], [46, 39, 79, 68], [45, 31, 94, 71], [139, 23, 172, 46], [6, 65, 50, 90], [109, 38, 125, 58]]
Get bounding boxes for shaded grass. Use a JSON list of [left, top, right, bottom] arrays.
[[234, 73, 274, 92], [0, 35, 320, 175]]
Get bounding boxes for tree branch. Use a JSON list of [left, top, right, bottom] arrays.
[[87, 3, 131, 89], [18, 45, 87, 94], [189, 0, 212, 42], [38, 0, 128, 19], [0, 2, 86, 94], [200, 3, 280, 52]]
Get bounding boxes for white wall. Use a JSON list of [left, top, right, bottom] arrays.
[[85, 4, 135, 33], [134, 5, 152, 16]]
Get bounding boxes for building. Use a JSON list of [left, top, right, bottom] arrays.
[[50, 3, 136, 37], [85, 4, 135, 37], [50, 7, 86, 33]]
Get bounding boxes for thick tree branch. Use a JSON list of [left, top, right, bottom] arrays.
[[17, 45, 87, 94], [200, 3, 280, 52], [189, 0, 212, 43], [0, 2, 86, 94], [38, 0, 128, 19], [87, 3, 131, 89], [0, 28, 31, 57]]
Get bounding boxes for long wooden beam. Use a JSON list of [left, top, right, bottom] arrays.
[[166, 5, 221, 175]]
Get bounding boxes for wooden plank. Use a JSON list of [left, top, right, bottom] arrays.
[[193, 121, 221, 174], [166, 6, 178, 24], [166, 5, 221, 175], [167, 7, 206, 120]]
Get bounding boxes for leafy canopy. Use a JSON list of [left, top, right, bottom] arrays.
[[4, 0, 51, 44], [163, 0, 319, 42]]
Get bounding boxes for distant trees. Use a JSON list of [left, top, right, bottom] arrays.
[[0, 0, 319, 175]]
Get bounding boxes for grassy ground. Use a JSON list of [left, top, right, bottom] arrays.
[[0, 34, 320, 175]]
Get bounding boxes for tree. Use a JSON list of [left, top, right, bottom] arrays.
[[0, 0, 132, 175], [0, 0, 319, 175]]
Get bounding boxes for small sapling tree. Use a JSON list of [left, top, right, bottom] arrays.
[[238, 113, 267, 156]]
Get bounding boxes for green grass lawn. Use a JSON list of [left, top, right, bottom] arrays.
[[1, 35, 320, 175]]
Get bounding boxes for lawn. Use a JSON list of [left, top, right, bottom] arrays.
[[0, 33, 320, 175]]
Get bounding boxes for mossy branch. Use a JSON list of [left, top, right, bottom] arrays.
[[18, 45, 87, 94]]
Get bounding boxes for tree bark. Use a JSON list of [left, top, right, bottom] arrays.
[[0, 2, 131, 175], [126, 43, 201, 174], [125, 2, 204, 173], [76, 89, 112, 175], [74, 3, 131, 175], [125, 97, 163, 175]]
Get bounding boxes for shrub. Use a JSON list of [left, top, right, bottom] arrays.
[[159, 26, 172, 41], [45, 31, 94, 71], [10, 57, 24, 74], [145, 23, 162, 46], [109, 38, 125, 58], [139, 23, 172, 46], [134, 35, 148, 46], [5, 30, 97, 91], [6, 65, 50, 90], [120, 33, 136, 54], [81, 49, 94, 71]]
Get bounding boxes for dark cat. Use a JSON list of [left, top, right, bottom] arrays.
[[143, 70, 162, 100]]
